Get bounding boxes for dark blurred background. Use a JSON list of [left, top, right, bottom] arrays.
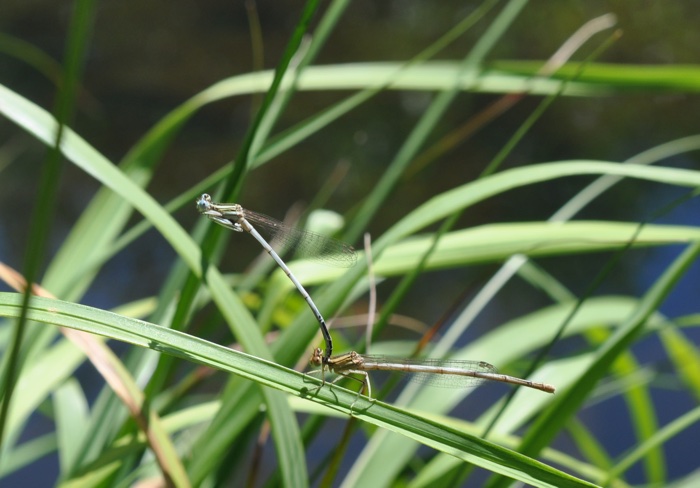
[[1, 1, 699, 485]]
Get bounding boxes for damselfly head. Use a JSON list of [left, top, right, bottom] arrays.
[[310, 347, 324, 366], [196, 194, 213, 214]]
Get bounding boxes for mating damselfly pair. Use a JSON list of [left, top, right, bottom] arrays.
[[196, 193, 555, 397]]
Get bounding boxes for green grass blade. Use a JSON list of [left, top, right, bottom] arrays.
[[0, 293, 597, 487], [487, 241, 700, 488], [344, 0, 513, 242], [53, 378, 90, 475], [0, 433, 57, 478], [604, 405, 700, 484], [0, 81, 303, 486], [0, 0, 95, 450], [1, 336, 85, 454], [659, 326, 700, 401]]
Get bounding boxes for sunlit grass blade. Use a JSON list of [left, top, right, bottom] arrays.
[[486, 241, 700, 488], [0, 292, 596, 487]]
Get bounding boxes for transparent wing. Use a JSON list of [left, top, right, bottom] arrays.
[[242, 209, 357, 267], [358, 356, 498, 388]]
